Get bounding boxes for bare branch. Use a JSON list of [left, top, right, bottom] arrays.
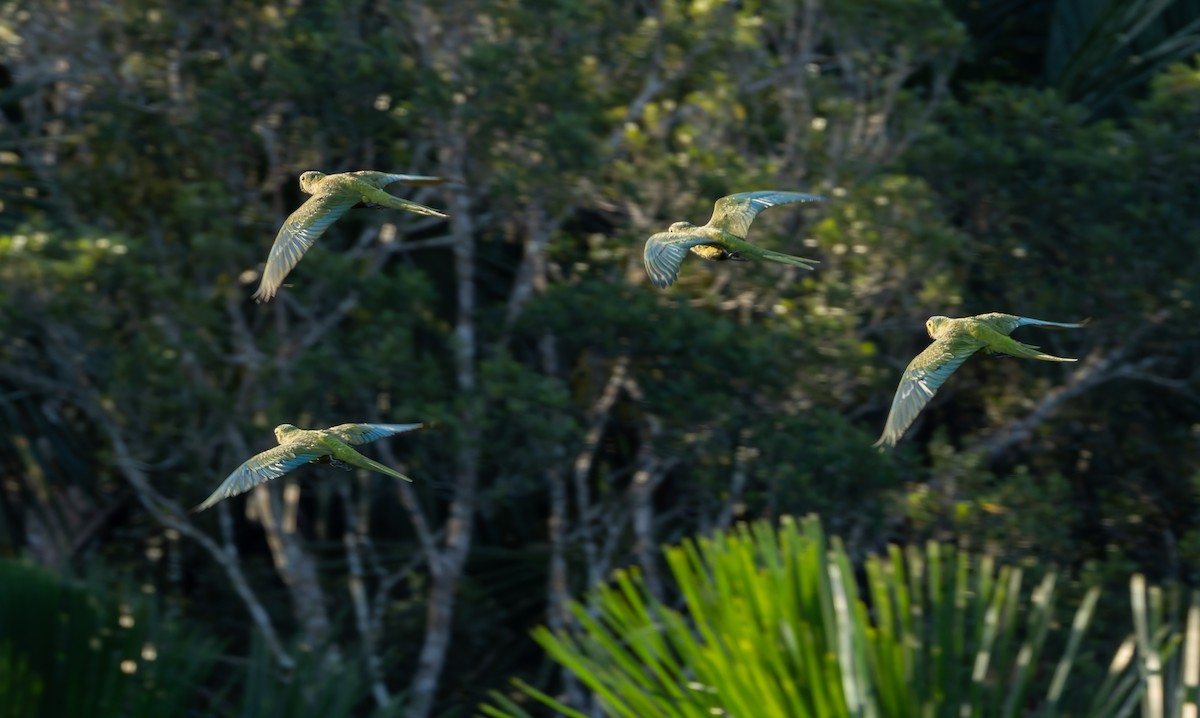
[[504, 200, 559, 329], [980, 316, 1170, 459], [219, 425, 333, 650], [405, 116, 484, 718], [108, 421, 297, 668], [714, 430, 756, 531], [338, 482, 392, 709], [572, 356, 631, 587]]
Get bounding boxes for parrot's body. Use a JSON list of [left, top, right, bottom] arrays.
[[253, 171, 447, 302], [194, 423, 423, 511], [642, 191, 825, 288], [875, 313, 1085, 448]]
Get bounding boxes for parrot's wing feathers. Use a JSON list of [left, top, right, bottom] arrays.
[[327, 423, 424, 445], [643, 232, 708, 288], [708, 191, 826, 238], [193, 444, 324, 511], [875, 337, 981, 448], [253, 191, 358, 302], [379, 174, 446, 186], [1014, 316, 1087, 330], [976, 313, 1085, 334], [971, 313, 1022, 334], [350, 171, 445, 188]]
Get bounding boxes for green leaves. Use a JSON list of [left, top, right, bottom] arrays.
[[483, 516, 1200, 718], [1046, 0, 1200, 115]]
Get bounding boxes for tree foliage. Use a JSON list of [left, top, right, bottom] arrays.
[[0, 0, 1196, 714]]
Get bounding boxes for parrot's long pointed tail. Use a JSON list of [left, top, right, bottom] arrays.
[[348, 453, 414, 482], [755, 248, 819, 271], [990, 336, 1079, 362], [1016, 341, 1078, 362]]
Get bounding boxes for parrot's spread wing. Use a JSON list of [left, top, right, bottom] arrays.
[[973, 313, 1023, 334], [327, 423, 424, 445], [976, 313, 1086, 335], [378, 174, 446, 187], [643, 232, 709, 288], [349, 171, 447, 189], [875, 336, 982, 448], [1011, 316, 1087, 330], [253, 191, 359, 302], [707, 191, 825, 238], [193, 444, 325, 511]]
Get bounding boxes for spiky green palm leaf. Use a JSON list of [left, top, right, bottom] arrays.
[[1046, 0, 1200, 114], [482, 515, 1108, 718]]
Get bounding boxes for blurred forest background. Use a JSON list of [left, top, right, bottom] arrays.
[[2, 0, 1200, 715]]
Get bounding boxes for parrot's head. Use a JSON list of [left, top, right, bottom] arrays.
[[298, 171, 327, 194], [274, 424, 300, 442], [668, 221, 694, 232], [925, 316, 950, 338]]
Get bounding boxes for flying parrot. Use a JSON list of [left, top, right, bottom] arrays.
[[642, 191, 825, 288], [253, 170, 448, 302], [194, 423, 423, 511], [875, 313, 1086, 448]]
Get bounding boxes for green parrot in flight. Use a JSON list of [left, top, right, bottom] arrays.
[[642, 191, 825, 288], [875, 313, 1086, 448], [194, 422, 423, 511], [253, 171, 448, 302]]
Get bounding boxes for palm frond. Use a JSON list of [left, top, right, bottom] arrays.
[[481, 515, 1121, 717]]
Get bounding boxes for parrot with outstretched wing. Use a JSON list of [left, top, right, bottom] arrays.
[[253, 170, 448, 302], [643, 190, 825, 288], [194, 422, 423, 511], [875, 313, 1086, 448]]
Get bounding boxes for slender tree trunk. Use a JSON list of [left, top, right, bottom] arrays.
[[251, 486, 332, 649], [539, 333, 590, 710], [406, 127, 480, 718], [228, 422, 332, 651], [338, 482, 391, 708], [629, 449, 665, 602]]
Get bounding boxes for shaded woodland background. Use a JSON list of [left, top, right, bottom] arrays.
[[1, 0, 1199, 715]]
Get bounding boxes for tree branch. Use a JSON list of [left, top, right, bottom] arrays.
[[338, 482, 392, 709], [980, 316, 1170, 459]]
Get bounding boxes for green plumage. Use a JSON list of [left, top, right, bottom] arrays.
[[194, 422, 423, 511], [642, 191, 825, 288], [253, 170, 449, 302], [875, 313, 1086, 448]]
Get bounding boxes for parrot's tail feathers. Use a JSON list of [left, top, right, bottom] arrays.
[[999, 338, 1078, 362], [758, 249, 819, 270], [353, 454, 415, 482], [1023, 339, 1078, 362]]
